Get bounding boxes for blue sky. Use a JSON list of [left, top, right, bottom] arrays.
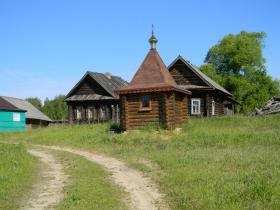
[[0, 0, 279, 101]]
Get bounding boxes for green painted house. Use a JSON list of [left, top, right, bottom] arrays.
[[0, 97, 26, 131]]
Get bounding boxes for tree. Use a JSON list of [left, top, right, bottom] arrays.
[[201, 31, 279, 112], [274, 79, 280, 95], [41, 95, 68, 120], [25, 97, 42, 110]]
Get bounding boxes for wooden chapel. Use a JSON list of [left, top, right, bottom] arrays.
[[115, 30, 191, 130]]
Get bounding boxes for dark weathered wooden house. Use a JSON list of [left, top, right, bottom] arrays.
[[65, 71, 128, 124], [115, 32, 191, 130], [168, 56, 237, 117]]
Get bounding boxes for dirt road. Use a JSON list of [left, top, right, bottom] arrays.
[[37, 145, 168, 210], [21, 149, 67, 210]]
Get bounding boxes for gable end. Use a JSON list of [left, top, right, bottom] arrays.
[[66, 74, 113, 98], [169, 59, 209, 87]]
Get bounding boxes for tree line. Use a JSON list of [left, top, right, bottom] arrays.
[[26, 31, 280, 119], [26, 95, 68, 120], [200, 31, 279, 112]]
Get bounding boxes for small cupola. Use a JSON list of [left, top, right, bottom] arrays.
[[149, 25, 158, 49]]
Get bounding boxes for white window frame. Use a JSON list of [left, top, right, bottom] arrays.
[[191, 98, 201, 115], [212, 100, 215, 116], [13, 113, 21, 122]]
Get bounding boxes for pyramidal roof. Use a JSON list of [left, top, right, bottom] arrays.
[[130, 48, 176, 88], [116, 37, 190, 94]]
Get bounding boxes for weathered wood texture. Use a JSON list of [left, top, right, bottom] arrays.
[[67, 100, 119, 124], [121, 91, 188, 130], [74, 75, 111, 96], [169, 60, 207, 86], [26, 119, 49, 129], [213, 95, 225, 116], [125, 93, 160, 130], [256, 96, 280, 115], [188, 92, 206, 117], [169, 58, 235, 117], [120, 95, 127, 130], [66, 72, 128, 125], [187, 91, 228, 117]]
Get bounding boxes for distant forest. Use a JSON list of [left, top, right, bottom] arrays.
[[26, 95, 68, 120]]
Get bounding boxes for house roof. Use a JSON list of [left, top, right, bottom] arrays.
[[65, 94, 115, 101], [65, 71, 128, 100], [116, 49, 191, 95], [168, 56, 232, 96], [1, 96, 52, 121], [0, 97, 26, 112]]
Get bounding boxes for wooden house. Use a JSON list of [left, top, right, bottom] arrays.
[[0, 96, 51, 129], [115, 31, 191, 130], [168, 56, 237, 117], [65, 71, 128, 124], [0, 97, 26, 131]]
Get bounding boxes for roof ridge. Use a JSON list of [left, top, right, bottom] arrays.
[[66, 71, 128, 99], [128, 48, 176, 87], [1, 95, 26, 101], [168, 56, 232, 96], [0, 97, 26, 112], [152, 49, 169, 83], [1, 96, 51, 121]]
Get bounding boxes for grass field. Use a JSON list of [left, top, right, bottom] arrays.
[[53, 150, 127, 210], [0, 143, 35, 210], [1, 114, 280, 209]]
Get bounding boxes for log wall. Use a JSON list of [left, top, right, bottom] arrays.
[[67, 100, 119, 124], [122, 92, 188, 130], [125, 93, 161, 130], [169, 60, 208, 86], [188, 91, 228, 117]]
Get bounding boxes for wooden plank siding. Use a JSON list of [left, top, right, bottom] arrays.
[[212, 94, 225, 116], [168, 57, 235, 117], [169, 61, 208, 86], [66, 72, 128, 125], [120, 95, 126, 130], [125, 94, 161, 130], [74, 75, 112, 97], [188, 93, 206, 117], [121, 92, 188, 130], [187, 91, 228, 117], [67, 100, 119, 124], [182, 94, 188, 121], [165, 93, 172, 129], [175, 93, 188, 126]]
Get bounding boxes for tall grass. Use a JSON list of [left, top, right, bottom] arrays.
[[53, 151, 127, 210], [0, 143, 35, 210], [1, 114, 280, 209]]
